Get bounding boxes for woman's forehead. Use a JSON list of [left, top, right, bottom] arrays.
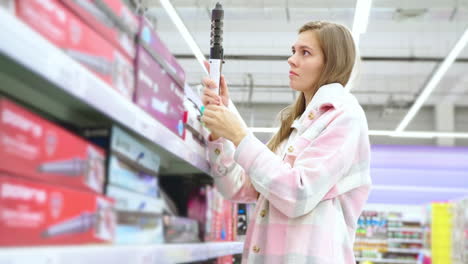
[[292, 31, 320, 49]]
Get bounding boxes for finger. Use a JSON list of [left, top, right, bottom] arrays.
[[205, 104, 223, 112], [202, 77, 217, 89], [203, 78, 218, 90], [203, 87, 219, 98], [220, 75, 229, 96], [203, 60, 210, 73], [201, 115, 215, 126], [202, 93, 221, 106]]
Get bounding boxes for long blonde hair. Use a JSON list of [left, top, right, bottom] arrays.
[[266, 21, 357, 152]]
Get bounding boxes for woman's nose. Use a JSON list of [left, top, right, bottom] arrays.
[[287, 54, 297, 67]]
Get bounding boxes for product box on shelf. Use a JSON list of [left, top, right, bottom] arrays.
[[15, 0, 135, 100], [0, 175, 116, 246], [108, 155, 159, 197], [138, 17, 186, 87], [0, 98, 106, 193], [115, 211, 164, 244], [163, 215, 200, 243], [134, 44, 186, 139], [84, 126, 161, 176], [183, 84, 209, 155], [59, 0, 138, 59], [107, 185, 164, 214]]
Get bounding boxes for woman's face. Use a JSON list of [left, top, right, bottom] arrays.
[[288, 30, 325, 94]]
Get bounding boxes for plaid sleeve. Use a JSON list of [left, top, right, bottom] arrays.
[[207, 137, 259, 203]]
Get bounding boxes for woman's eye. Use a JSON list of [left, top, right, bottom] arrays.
[[303, 50, 311, 56], [291, 50, 295, 54]]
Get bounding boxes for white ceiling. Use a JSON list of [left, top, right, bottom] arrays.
[[143, 0, 468, 146]]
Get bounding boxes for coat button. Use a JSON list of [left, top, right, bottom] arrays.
[[308, 112, 315, 120], [287, 146, 294, 153], [253, 245, 260, 253], [260, 209, 267, 217], [217, 165, 227, 175], [214, 148, 221, 155]]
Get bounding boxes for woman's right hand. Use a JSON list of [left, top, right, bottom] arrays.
[[202, 61, 230, 107], [201, 61, 230, 141]]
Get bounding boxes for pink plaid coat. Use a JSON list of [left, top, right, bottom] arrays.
[[207, 83, 371, 264]]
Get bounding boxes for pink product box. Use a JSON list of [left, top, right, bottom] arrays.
[[0, 98, 106, 194], [60, 0, 138, 59], [0, 175, 116, 246], [134, 45, 186, 139], [15, 0, 135, 100], [138, 17, 185, 87]]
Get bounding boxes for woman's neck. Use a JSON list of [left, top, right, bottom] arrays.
[[304, 90, 315, 106]]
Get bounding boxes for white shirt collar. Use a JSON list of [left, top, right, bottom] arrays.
[[292, 83, 348, 129]]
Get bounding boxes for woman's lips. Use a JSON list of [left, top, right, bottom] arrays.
[[289, 71, 299, 77]]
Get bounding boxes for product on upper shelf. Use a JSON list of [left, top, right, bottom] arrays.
[[60, 0, 138, 59], [0, 175, 116, 246], [137, 17, 185, 86], [0, 98, 106, 193], [134, 17, 186, 139], [183, 84, 209, 155], [15, 0, 135, 100]]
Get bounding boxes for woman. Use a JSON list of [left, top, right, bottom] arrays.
[[201, 21, 371, 264]]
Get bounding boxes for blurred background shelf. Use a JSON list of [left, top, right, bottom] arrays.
[[0, 242, 244, 264], [356, 257, 417, 264]]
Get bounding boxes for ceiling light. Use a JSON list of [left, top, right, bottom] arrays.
[[352, 0, 373, 43], [159, 0, 208, 75], [395, 27, 468, 132]]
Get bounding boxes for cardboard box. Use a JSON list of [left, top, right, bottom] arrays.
[[138, 17, 185, 86], [110, 126, 161, 173], [0, 98, 106, 193], [107, 185, 164, 214], [134, 45, 186, 139], [163, 215, 200, 243], [60, 0, 138, 59], [0, 175, 116, 246], [83, 126, 161, 175], [115, 211, 164, 244], [108, 155, 159, 197], [15, 0, 134, 100]]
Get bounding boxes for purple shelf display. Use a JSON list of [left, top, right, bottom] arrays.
[[368, 145, 468, 204]]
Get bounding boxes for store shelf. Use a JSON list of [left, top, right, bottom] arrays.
[[387, 227, 424, 232], [388, 238, 423, 244], [387, 248, 422, 254], [356, 257, 418, 264], [0, 8, 210, 175], [356, 238, 388, 244], [355, 238, 423, 244], [0, 242, 243, 264]]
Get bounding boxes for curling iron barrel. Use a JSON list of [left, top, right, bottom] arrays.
[[209, 2, 224, 94]]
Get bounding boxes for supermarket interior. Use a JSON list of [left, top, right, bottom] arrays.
[[0, 0, 467, 264]]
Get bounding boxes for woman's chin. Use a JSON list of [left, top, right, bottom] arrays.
[[289, 83, 303, 92]]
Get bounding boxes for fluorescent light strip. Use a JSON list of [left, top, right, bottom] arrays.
[[159, 0, 208, 75], [352, 0, 373, 43], [395, 27, 468, 132], [250, 127, 468, 138]]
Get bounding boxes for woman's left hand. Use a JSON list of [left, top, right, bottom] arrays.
[[201, 104, 248, 146]]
